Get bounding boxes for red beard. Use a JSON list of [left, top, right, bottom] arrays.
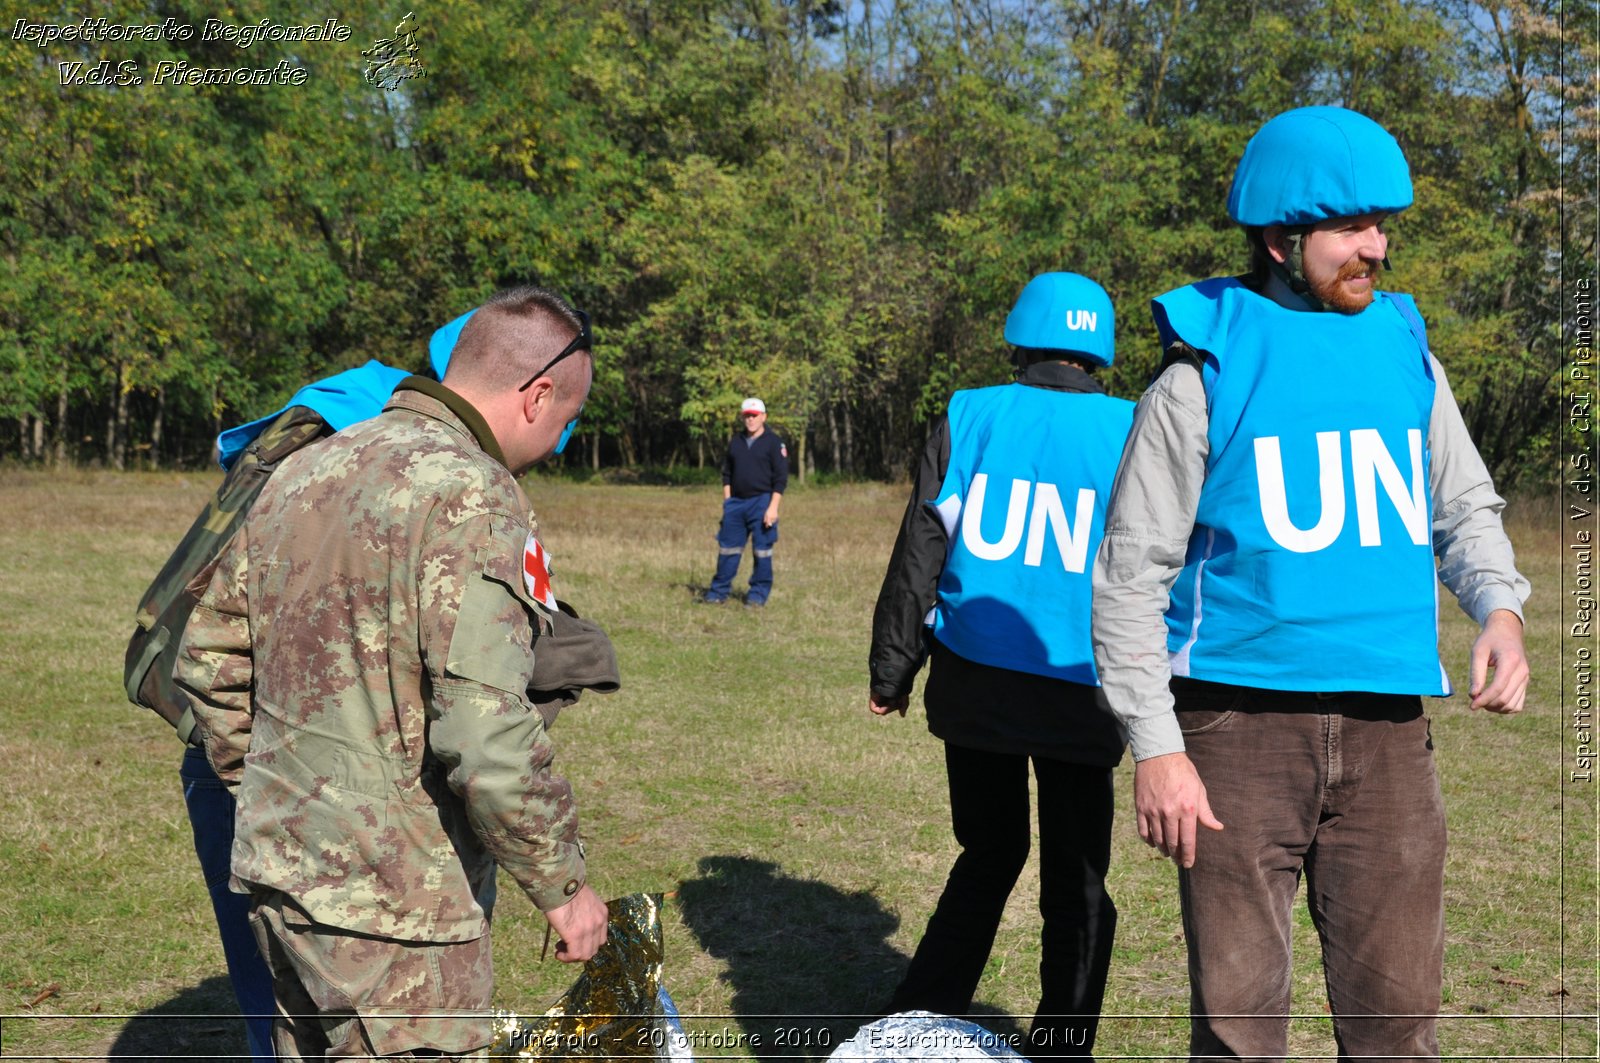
[[1310, 257, 1380, 314]]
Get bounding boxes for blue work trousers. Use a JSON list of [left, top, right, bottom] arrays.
[[709, 493, 778, 604], [180, 745, 278, 1061]]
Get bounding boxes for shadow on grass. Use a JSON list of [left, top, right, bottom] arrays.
[[104, 975, 250, 1062], [677, 854, 913, 1060]]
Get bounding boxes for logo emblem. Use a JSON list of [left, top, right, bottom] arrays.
[[523, 533, 558, 610]]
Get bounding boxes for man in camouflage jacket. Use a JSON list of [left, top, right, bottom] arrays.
[[175, 286, 607, 1060]]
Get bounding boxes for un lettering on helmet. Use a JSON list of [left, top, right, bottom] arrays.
[[1003, 272, 1116, 367]]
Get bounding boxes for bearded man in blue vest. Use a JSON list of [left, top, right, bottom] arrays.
[[1092, 107, 1531, 1062], [869, 272, 1134, 1059]]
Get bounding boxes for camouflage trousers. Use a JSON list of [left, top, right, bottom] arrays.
[[248, 889, 495, 1060]]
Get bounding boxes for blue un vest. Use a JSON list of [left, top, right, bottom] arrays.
[[931, 384, 1134, 685], [1152, 278, 1448, 695]]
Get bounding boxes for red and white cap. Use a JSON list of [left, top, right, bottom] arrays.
[[740, 397, 766, 414]]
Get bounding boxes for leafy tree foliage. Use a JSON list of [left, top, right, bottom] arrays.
[[0, 0, 1578, 486]]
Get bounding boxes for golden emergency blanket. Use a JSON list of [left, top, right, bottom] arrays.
[[490, 893, 671, 1059]]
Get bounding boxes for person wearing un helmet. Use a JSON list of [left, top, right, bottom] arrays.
[[868, 273, 1134, 1058], [1091, 108, 1531, 1060]]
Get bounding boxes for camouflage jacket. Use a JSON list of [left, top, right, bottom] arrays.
[[175, 378, 586, 942]]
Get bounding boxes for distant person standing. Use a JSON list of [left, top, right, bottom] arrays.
[[704, 397, 789, 606]]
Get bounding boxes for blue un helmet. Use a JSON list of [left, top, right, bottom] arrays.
[[1227, 106, 1413, 227], [1229, 107, 1412, 308], [1003, 272, 1115, 368]]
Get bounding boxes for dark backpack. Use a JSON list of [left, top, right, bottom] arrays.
[[123, 405, 331, 743]]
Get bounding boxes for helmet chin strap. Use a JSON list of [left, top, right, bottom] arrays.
[[1269, 229, 1394, 311], [1270, 229, 1328, 312]]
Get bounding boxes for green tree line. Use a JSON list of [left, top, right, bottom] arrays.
[[0, 0, 1589, 485]]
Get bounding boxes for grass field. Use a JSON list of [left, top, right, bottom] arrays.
[[0, 469, 1589, 1061]]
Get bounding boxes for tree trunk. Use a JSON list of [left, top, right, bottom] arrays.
[[842, 400, 855, 477], [53, 387, 67, 467], [150, 385, 165, 468], [827, 403, 841, 473], [884, 402, 896, 480], [211, 378, 223, 465], [1145, 0, 1184, 123], [104, 383, 116, 468], [591, 431, 600, 472], [110, 362, 129, 471]]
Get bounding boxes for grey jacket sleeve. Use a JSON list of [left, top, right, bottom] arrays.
[[1091, 363, 1209, 761], [1428, 355, 1531, 623]]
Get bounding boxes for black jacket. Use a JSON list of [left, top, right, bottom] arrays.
[[867, 361, 1126, 766]]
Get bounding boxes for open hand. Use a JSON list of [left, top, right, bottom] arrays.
[[1133, 751, 1223, 868]]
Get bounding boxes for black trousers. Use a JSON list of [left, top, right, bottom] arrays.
[[888, 744, 1117, 1058]]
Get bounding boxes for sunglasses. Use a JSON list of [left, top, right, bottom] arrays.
[[516, 309, 592, 393], [516, 309, 591, 455]]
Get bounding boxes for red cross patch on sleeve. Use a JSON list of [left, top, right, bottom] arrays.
[[523, 533, 558, 611]]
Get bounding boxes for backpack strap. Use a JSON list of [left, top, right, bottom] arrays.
[[124, 405, 331, 741], [1387, 293, 1431, 355], [1152, 340, 1206, 384]]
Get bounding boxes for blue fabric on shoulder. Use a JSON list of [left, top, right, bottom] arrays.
[[1382, 291, 1431, 356], [215, 360, 412, 469], [430, 309, 475, 380], [215, 307, 478, 470], [1149, 277, 1238, 357]]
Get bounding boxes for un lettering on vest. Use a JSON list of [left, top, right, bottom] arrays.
[[960, 473, 1095, 571], [1252, 428, 1429, 553]]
